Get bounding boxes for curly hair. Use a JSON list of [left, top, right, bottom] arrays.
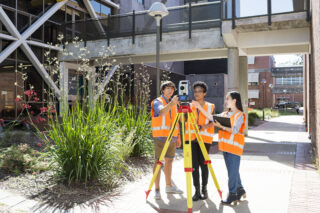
[[192, 81, 208, 93]]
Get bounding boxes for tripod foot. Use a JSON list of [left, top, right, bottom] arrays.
[[188, 208, 193, 213], [145, 190, 151, 200], [218, 189, 223, 199]]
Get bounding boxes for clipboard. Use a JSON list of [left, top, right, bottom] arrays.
[[212, 115, 231, 128]]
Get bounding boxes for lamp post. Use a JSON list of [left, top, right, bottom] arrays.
[[261, 78, 267, 120], [269, 83, 273, 108], [283, 89, 287, 111], [148, 2, 169, 97]]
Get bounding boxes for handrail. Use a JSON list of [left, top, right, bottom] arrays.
[[63, 1, 221, 24]]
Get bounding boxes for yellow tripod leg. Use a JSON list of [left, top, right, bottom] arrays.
[[189, 112, 223, 199], [183, 112, 193, 213], [145, 113, 181, 200]]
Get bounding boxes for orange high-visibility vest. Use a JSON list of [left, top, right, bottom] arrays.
[[151, 96, 179, 138], [184, 102, 215, 144], [218, 111, 246, 156]]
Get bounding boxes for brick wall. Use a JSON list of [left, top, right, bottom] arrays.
[[248, 70, 273, 108], [248, 56, 273, 70], [310, 0, 320, 166]]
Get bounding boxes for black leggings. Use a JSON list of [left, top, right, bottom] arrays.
[[191, 141, 211, 187]]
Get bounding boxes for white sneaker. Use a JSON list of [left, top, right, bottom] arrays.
[[154, 190, 161, 200], [165, 186, 184, 194]]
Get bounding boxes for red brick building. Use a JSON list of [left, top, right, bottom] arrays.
[[248, 56, 275, 108], [248, 56, 303, 109]]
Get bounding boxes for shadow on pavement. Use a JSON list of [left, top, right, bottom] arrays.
[[217, 200, 251, 213]]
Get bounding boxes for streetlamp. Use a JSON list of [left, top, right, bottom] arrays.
[[148, 2, 169, 97], [261, 78, 267, 120], [283, 89, 287, 111], [269, 83, 273, 109]]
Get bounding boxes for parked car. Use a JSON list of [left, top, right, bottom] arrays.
[[276, 102, 300, 109]]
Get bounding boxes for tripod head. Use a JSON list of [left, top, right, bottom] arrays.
[[178, 80, 192, 104]]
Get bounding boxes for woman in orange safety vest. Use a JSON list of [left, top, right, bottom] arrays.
[[213, 91, 246, 205]]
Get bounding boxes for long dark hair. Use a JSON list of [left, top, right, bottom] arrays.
[[227, 91, 243, 112]]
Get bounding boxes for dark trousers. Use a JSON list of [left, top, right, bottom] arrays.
[[191, 140, 211, 187]]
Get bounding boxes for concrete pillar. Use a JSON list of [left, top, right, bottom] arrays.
[[227, 48, 239, 91], [239, 56, 248, 136], [227, 48, 248, 135], [59, 62, 68, 115], [88, 67, 96, 108]]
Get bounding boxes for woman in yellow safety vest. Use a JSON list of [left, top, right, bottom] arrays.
[[213, 91, 246, 205]]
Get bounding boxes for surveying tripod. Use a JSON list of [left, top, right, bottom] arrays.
[[145, 103, 222, 213]]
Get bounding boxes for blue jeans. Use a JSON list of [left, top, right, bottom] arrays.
[[223, 152, 243, 194]]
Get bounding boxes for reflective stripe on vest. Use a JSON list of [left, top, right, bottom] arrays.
[[218, 110, 246, 156], [151, 97, 178, 138], [184, 102, 214, 143]]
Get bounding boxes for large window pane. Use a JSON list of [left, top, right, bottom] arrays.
[[239, 0, 267, 17]]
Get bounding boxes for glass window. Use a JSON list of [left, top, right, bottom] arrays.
[[90, 0, 112, 17], [276, 77, 283, 85]]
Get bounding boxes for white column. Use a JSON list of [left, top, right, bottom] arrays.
[[227, 48, 240, 92], [88, 67, 96, 108], [59, 62, 68, 115], [239, 56, 249, 136]]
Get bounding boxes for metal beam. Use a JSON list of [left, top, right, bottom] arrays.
[[100, 0, 120, 9], [21, 42, 61, 98], [26, 40, 63, 51], [95, 65, 118, 100], [0, 1, 67, 63], [82, 0, 106, 35], [0, 1, 67, 98], [0, 33, 17, 41]]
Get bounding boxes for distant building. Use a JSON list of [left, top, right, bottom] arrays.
[[271, 66, 304, 105], [248, 56, 275, 108], [247, 56, 303, 108]]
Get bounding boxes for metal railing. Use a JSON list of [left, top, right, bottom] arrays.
[[222, 0, 310, 29], [60, 0, 310, 43], [61, 1, 221, 44]]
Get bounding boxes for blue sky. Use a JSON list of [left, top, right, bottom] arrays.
[[240, 0, 293, 17]]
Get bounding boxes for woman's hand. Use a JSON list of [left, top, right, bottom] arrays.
[[208, 122, 214, 128], [213, 120, 222, 129]]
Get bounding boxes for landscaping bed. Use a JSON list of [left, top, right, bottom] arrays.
[[0, 130, 153, 210]]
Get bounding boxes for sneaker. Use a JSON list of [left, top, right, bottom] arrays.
[[154, 190, 161, 200], [165, 186, 184, 194]]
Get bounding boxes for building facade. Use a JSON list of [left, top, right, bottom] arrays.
[[0, 0, 186, 119], [248, 56, 275, 108], [272, 66, 304, 106], [247, 56, 303, 109]]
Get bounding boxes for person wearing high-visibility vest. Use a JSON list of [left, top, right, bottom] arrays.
[[151, 81, 183, 200], [184, 81, 215, 201], [213, 91, 247, 205]]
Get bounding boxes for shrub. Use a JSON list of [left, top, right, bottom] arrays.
[[248, 111, 258, 126], [38, 100, 137, 184], [112, 104, 153, 157], [0, 144, 49, 174]]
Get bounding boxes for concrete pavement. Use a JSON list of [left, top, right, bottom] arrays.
[[0, 115, 319, 213]]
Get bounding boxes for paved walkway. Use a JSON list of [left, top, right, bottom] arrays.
[[0, 115, 319, 213]]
